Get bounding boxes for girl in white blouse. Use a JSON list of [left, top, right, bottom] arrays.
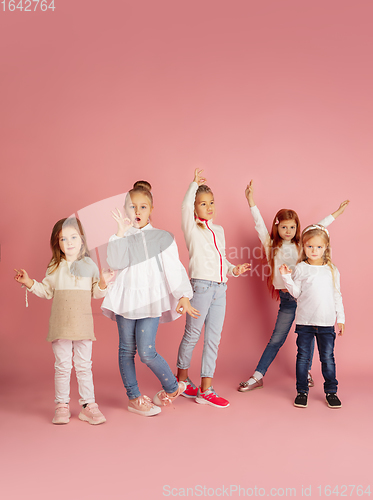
[[238, 180, 348, 393], [102, 181, 199, 417], [14, 217, 111, 425], [280, 225, 345, 409]]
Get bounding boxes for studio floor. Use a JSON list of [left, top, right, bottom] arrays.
[[1, 366, 371, 500]]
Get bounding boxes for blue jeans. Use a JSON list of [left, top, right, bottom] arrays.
[[295, 324, 338, 394], [256, 290, 314, 376], [177, 279, 227, 378], [115, 315, 178, 400]]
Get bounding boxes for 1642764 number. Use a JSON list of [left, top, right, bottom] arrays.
[[317, 485, 371, 496], [1, 0, 55, 11]]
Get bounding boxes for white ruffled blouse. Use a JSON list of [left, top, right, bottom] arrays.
[[101, 224, 193, 323]]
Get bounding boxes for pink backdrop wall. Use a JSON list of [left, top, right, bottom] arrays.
[[1, 1, 371, 498]]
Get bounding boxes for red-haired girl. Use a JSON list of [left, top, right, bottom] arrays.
[[238, 181, 348, 392], [14, 217, 112, 425]]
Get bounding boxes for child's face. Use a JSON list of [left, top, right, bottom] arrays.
[[277, 219, 297, 241], [303, 235, 327, 265], [59, 226, 83, 261], [194, 192, 215, 221], [125, 192, 153, 229]]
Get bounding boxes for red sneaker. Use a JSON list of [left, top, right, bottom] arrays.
[[179, 377, 198, 398], [195, 387, 230, 408]]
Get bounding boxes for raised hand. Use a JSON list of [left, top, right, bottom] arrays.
[[111, 208, 133, 237], [176, 297, 200, 319], [193, 168, 207, 186], [245, 180, 255, 207], [279, 264, 292, 275], [232, 263, 251, 276], [14, 268, 34, 289], [332, 200, 350, 219]]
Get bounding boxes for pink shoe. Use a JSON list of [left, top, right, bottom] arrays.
[[153, 381, 187, 406], [195, 387, 230, 408], [128, 395, 161, 416], [178, 377, 198, 398], [78, 403, 106, 425], [238, 376, 263, 392], [52, 403, 71, 424]]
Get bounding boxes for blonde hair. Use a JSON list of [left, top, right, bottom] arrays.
[[298, 224, 336, 286], [129, 180, 153, 207], [194, 184, 214, 229]]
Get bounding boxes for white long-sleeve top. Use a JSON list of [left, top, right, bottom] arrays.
[[250, 205, 335, 289], [29, 257, 107, 342], [281, 261, 345, 326], [182, 182, 236, 283], [101, 224, 193, 323]]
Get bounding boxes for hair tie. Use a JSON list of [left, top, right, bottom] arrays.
[[275, 218, 279, 225], [303, 224, 329, 237]]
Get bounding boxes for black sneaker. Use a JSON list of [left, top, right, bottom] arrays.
[[294, 393, 308, 408], [326, 393, 342, 408]]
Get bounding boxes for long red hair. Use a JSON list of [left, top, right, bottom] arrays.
[[267, 209, 301, 299]]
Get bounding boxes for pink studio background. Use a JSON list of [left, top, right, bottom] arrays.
[[1, 1, 372, 499]]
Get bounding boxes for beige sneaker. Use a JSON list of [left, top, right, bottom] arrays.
[[153, 381, 187, 406], [78, 403, 106, 425], [52, 403, 71, 424], [128, 395, 161, 416]]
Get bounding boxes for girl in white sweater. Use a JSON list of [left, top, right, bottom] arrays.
[[280, 225, 345, 408], [176, 169, 250, 408], [14, 217, 111, 425]]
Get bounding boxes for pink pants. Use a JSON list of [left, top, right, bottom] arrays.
[[52, 339, 95, 405]]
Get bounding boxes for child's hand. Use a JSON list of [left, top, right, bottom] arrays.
[[99, 268, 115, 289], [279, 264, 291, 275], [332, 200, 350, 219], [245, 180, 255, 207], [14, 269, 34, 289], [111, 208, 133, 237], [233, 263, 251, 276], [193, 168, 206, 186], [176, 297, 200, 319], [337, 323, 345, 336]]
